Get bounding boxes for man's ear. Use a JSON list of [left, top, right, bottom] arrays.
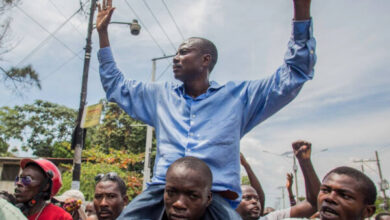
[[202, 54, 211, 68], [363, 204, 376, 218], [206, 190, 212, 207], [123, 195, 129, 206]]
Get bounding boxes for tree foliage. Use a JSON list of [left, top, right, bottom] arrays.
[[0, 100, 77, 156], [88, 100, 155, 154], [59, 148, 144, 201], [0, 0, 41, 92]]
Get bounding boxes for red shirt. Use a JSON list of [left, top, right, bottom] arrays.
[[28, 203, 73, 220]]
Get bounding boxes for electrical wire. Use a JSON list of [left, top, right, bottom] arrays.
[[15, 5, 83, 66], [141, 0, 176, 52], [161, 0, 185, 41], [41, 49, 84, 81], [48, 0, 85, 37], [124, 0, 167, 56], [156, 62, 172, 81]]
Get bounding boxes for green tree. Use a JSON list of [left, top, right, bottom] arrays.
[[0, 100, 77, 157], [375, 196, 390, 214], [88, 100, 156, 154], [59, 148, 144, 201]]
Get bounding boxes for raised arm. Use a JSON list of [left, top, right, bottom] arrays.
[[96, 0, 115, 48], [289, 140, 321, 218], [286, 173, 297, 206], [293, 0, 311, 20], [240, 153, 265, 216]]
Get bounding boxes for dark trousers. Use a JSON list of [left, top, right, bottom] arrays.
[[117, 184, 242, 220]]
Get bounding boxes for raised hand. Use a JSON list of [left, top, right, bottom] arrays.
[[286, 173, 294, 189], [292, 140, 312, 161], [96, 0, 115, 33]]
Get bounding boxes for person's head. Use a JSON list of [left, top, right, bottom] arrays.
[[85, 201, 97, 217], [317, 166, 377, 220], [14, 158, 62, 204], [55, 189, 86, 220], [236, 185, 261, 220], [164, 156, 213, 220], [173, 37, 218, 82], [93, 172, 128, 220], [376, 212, 390, 220]]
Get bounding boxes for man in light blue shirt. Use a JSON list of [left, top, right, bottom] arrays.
[[96, 0, 315, 219]]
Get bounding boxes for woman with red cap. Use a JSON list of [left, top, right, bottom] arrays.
[[14, 158, 72, 220]]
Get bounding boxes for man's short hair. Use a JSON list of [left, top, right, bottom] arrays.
[[323, 166, 377, 205], [188, 37, 218, 73], [96, 173, 127, 196], [167, 156, 213, 190]]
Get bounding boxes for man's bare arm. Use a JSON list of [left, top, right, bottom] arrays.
[[286, 173, 297, 206], [289, 140, 321, 218], [293, 0, 311, 20], [240, 153, 265, 216], [96, 0, 115, 48]]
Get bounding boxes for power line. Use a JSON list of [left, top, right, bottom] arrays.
[[48, 0, 85, 37], [161, 0, 185, 41], [124, 0, 167, 56], [41, 48, 84, 81], [141, 0, 176, 52], [156, 62, 172, 81], [15, 5, 83, 66]]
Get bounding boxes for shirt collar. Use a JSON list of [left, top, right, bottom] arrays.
[[174, 80, 224, 95]]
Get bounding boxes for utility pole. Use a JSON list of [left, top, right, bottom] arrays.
[[277, 186, 286, 209], [376, 151, 389, 211], [353, 152, 389, 211], [293, 155, 299, 199], [142, 55, 174, 190], [71, 0, 96, 190]]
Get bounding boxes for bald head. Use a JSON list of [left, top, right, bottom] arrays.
[[167, 156, 212, 190]]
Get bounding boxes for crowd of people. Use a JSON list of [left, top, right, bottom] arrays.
[[0, 141, 389, 219], [0, 0, 389, 219]]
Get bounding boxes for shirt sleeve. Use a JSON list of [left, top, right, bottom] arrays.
[[98, 47, 157, 126], [241, 19, 316, 135]]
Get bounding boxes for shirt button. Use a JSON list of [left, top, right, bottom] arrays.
[[187, 149, 191, 152], [189, 132, 194, 136], [310, 50, 314, 54], [192, 114, 196, 118], [190, 121, 194, 125]]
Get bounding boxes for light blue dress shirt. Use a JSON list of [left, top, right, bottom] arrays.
[[98, 19, 316, 202]]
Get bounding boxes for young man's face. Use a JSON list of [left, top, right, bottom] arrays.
[[317, 173, 375, 220], [14, 165, 46, 203], [173, 39, 208, 82], [236, 186, 261, 220], [164, 167, 212, 220], [93, 181, 128, 220]]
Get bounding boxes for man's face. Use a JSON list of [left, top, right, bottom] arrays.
[[86, 202, 97, 217], [93, 181, 127, 220], [164, 167, 212, 220], [236, 186, 261, 220], [14, 165, 46, 203], [317, 173, 375, 220], [173, 39, 208, 82]]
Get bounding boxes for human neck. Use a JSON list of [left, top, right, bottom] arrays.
[[183, 78, 210, 98], [28, 199, 46, 217]]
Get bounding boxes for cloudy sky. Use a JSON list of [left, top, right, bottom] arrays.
[[1, 0, 389, 208]]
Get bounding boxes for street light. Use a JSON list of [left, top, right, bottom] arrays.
[[110, 20, 141, 36]]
